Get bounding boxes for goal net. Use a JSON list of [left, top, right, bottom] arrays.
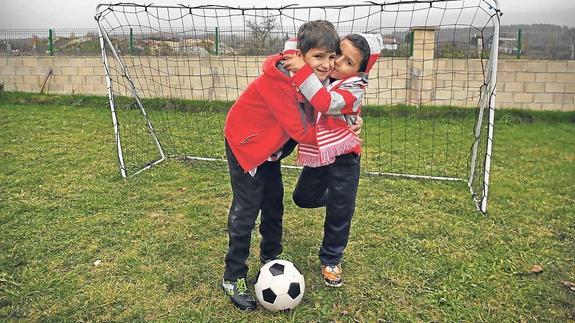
[[95, 0, 501, 213]]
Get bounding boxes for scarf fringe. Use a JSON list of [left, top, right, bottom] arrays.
[[297, 136, 361, 168]]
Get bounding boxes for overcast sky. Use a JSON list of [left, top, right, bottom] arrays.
[[0, 0, 573, 29]]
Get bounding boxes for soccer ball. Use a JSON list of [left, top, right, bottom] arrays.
[[254, 259, 305, 312]]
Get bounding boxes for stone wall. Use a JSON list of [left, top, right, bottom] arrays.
[[0, 55, 573, 111], [0, 56, 106, 95]]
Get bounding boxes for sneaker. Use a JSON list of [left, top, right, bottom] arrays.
[[221, 278, 257, 311], [322, 264, 343, 287]]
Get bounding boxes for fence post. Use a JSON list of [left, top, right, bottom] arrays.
[[516, 29, 522, 59], [571, 37, 574, 60], [408, 30, 414, 57], [129, 27, 134, 55], [215, 26, 220, 55], [48, 29, 54, 56], [409, 26, 436, 105]]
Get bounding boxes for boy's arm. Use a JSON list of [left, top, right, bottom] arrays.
[[290, 64, 363, 116], [249, 66, 316, 145]]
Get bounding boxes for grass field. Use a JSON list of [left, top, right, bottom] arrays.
[[95, 95, 482, 180], [1, 92, 574, 321]]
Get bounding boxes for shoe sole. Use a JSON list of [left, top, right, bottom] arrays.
[[234, 303, 257, 311], [324, 279, 343, 287], [221, 285, 257, 311]]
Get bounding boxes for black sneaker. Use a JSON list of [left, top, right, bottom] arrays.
[[222, 278, 257, 311]]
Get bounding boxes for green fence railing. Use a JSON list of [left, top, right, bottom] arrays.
[[0, 27, 573, 59]]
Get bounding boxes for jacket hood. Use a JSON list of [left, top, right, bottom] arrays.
[[262, 53, 291, 81]]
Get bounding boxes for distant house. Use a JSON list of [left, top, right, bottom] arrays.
[[498, 36, 518, 54], [142, 38, 237, 56], [179, 38, 214, 55], [382, 36, 399, 50], [480, 34, 518, 55]]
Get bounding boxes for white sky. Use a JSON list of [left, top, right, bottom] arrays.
[[0, 0, 573, 29]]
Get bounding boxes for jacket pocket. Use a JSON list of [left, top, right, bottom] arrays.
[[240, 133, 258, 144]]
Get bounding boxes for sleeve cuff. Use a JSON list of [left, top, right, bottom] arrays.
[[291, 64, 314, 87]]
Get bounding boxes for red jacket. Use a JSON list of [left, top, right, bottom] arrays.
[[224, 54, 316, 172]]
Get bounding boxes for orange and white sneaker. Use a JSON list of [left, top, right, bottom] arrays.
[[322, 264, 343, 287]]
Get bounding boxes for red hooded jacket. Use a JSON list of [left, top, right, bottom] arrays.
[[224, 54, 316, 172]]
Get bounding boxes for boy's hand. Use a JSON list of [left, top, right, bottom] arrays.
[[349, 115, 363, 136], [282, 54, 306, 73]]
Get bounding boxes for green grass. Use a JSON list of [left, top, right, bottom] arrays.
[[1, 92, 574, 321]]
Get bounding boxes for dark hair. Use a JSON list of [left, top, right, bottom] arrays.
[[343, 34, 371, 73], [296, 20, 340, 55]]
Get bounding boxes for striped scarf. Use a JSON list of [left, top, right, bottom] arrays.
[[296, 79, 363, 167]]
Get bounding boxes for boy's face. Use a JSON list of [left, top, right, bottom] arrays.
[[302, 48, 336, 81], [330, 38, 363, 80]]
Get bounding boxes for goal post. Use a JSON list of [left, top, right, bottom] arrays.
[[95, 0, 501, 213]]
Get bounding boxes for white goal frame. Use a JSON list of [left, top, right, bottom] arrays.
[[95, 0, 501, 213]]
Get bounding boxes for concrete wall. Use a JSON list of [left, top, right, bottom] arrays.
[[0, 56, 106, 96], [0, 55, 573, 111]]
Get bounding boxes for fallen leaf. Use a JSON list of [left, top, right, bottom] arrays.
[[530, 264, 543, 273], [561, 280, 575, 291]]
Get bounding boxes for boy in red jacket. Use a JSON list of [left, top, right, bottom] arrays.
[[221, 20, 340, 311]]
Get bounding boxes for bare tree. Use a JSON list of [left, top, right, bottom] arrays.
[[245, 16, 281, 55]]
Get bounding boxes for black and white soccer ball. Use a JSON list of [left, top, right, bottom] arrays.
[[254, 259, 305, 312]]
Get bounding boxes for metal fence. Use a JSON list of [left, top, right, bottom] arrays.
[[0, 29, 100, 56], [498, 26, 575, 60], [1, 26, 573, 60]]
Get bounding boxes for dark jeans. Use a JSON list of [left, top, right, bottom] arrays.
[[292, 153, 360, 266], [223, 140, 295, 281]]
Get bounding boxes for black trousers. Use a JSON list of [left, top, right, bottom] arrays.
[[292, 153, 360, 266], [223, 140, 296, 281]]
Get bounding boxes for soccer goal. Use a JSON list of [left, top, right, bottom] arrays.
[[95, 0, 501, 213]]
